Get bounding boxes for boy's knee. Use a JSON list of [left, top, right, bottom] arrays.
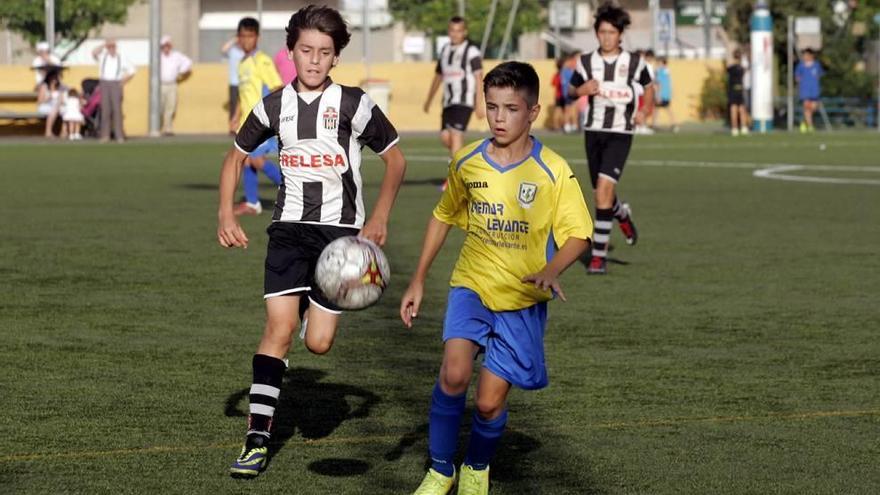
[[439, 367, 471, 393], [474, 396, 504, 420], [305, 337, 333, 355]]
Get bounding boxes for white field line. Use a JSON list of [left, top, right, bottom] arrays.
[[392, 155, 880, 186]]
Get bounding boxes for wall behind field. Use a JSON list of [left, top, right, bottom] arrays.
[[0, 59, 709, 135]]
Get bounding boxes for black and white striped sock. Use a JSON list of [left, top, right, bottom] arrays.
[[592, 208, 614, 259], [612, 197, 629, 222], [247, 354, 286, 439]]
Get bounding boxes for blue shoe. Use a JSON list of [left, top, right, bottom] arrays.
[[230, 439, 268, 478]]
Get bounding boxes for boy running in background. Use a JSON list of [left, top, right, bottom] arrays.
[[401, 61, 592, 495], [218, 5, 406, 478], [229, 17, 285, 216], [569, 3, 653, 274]]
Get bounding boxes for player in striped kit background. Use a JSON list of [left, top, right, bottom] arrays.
[[569, 2, 653, 275]]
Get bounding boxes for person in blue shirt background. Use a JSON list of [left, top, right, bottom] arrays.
[[795, 48, 824, 133], [652, 56, 678, 132]]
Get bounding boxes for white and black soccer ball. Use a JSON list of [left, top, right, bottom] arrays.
[[315, 236, 390, 310]]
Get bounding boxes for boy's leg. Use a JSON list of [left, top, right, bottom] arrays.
[[464, 368, 510, 470], [612, 195, 638, 246], [231, 295, 301, 478], [428, 338, 478, 477], [300, 300, 340, 355]]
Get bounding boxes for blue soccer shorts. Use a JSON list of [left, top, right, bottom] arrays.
[[249, 136, 278, 158], [442, 287, 549, 390]]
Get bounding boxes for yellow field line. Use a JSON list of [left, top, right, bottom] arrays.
[[2, 408, 877, 463]]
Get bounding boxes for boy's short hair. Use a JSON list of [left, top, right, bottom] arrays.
[[286, 5, 351, 54], [238, 17, 260, 35], [732, 48, 742, 60], [659, 56, 668, 64], [645, 49, 655, 58], [802, 48, 815, 56], [593, 3, 631, 33], [483, 61, 540, 107], [449, 16, 466, 25]]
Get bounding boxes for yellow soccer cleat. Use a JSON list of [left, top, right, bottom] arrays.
[[457, 465, 489, 495], [413, 468, 455, 495]]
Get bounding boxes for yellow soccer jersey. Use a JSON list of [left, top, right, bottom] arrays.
[[433, 137, 593, 311], [237, 50, 282, 128]]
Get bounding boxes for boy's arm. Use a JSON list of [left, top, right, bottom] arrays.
[[521, 237, 590, 302], [400, 216, 454, 328], [361, 145, 406, 247], [423, 73, 443, 113], [217, 147, 250, 248], [473, 70, 485, 119]]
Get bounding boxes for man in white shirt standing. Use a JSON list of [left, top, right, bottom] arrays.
[[159, 35, 193, 136], [92, 38, 135, 143], [32, 41, 61, 88]]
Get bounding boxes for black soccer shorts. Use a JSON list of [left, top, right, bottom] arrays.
[[584, 131, 634, 188], [441, 104, 474, 132], [263, 222, 359, 313]]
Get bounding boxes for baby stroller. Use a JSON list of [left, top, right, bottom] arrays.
[[80, 78, 102, 138]]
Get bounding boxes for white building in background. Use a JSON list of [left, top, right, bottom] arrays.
[[0, 0, 426, 66]]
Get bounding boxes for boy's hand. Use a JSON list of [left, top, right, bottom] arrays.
[[217, 212, 249, 248], [359, 217, 387, 246], [521, 268, 566, 302], [579, 79, 600, 97], [400, 280, 424, 328]]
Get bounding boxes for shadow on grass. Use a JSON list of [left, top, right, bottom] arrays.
[[225, 367, 380, 472]]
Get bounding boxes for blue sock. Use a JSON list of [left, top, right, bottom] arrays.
[[428, 383, 466, 477], [463, 409, 508, 471], [243, 165, 259, 204], [261, 160, 282, 185]]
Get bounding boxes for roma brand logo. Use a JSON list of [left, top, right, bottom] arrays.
[[517, 182, 537, 208], [323, 106, 338, 130]]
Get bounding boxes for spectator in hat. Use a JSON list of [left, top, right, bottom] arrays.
[[32, 41, 61, 89], [159, 34, 193, 136], [92, 38, 136, 143]]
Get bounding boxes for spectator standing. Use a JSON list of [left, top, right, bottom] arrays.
[[159, 35, 193, 136], [92, 39, 135, 143], [273, 45, 297, 85], [32, 41, 61, 88], [222, 36, 246, 125], [795, 48, 824, 133], [726, 49, 749, 136]]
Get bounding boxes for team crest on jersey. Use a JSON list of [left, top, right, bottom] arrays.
[[323, 106, 338, 130], [518, 182, 538, 208], [618, 64, 629, 78]]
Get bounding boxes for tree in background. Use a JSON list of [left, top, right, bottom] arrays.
[[725, 0, 880, 99], [0, 0, 139, 60], [389, 0, 544, 58]]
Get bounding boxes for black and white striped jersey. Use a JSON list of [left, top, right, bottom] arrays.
[[435, 40, 483, 108], [570, 51, 653, 134], [234, 79, 399, 228]]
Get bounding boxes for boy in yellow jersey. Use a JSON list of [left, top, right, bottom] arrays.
[[400, 61, 592, 495], [229, 17, 284, 216]]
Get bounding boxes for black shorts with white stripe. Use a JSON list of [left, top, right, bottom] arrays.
[[441, 105, 473, 132], [263, 222, 359, 313], [584, 131, 633, 188]]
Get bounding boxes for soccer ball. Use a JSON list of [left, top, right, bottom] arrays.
[[315, 236, 390, 310]]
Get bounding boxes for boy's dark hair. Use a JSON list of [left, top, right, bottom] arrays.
[[483, 61, 540, 107], [803, 47, 815, 56], [593, 3, 631, 33], [659, 56, 668, 64], [286, 5, 351, 54], [449, 16, 466, 25], [732, 48, 742, 60], [645, 49, 655, 58], [238, 17, 260, 35]]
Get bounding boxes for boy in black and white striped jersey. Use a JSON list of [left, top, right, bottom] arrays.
[[569, 3, 653, 275], [217, 4, 407, 478], [423, 17, 485, 180]]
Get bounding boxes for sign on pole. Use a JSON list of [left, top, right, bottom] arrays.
[[794, 16, 822, 51], [656, 9, 676, 44]]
